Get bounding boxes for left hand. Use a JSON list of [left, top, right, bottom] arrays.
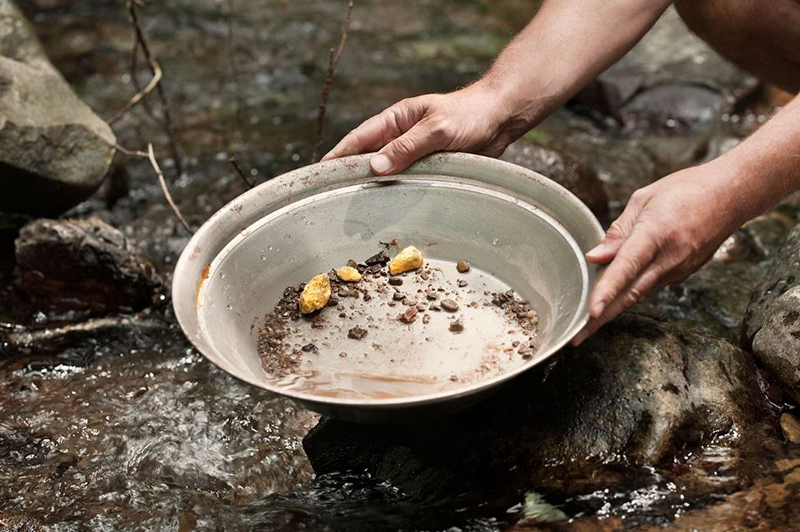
[[571, 161, 747, 345]]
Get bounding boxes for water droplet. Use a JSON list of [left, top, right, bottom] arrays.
[[226, 304, 233, 311], [219, 272, 225, 279], [268, 246, 273, 251], [492, 238, 499, 245]]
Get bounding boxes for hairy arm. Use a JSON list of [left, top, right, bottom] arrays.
[[323, 0, 673, 173], [573, 94, 800, 344]]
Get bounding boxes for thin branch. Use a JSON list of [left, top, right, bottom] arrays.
[[106, 57, 162, 125], [147, 143, 192, 233], [127, 0, 184, 177], [127, 22, 157, 121], [311, 0, 354, 162], [229, 156, 255, 188]]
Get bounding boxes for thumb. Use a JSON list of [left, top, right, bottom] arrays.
[[586, 196, 644, 264], [370, 121, 445, 175]]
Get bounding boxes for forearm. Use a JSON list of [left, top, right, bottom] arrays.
[[476, 0, 672, 127], [714, 94, 800, 224]]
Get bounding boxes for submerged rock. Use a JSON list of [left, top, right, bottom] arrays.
[[0, 1, 116, 217], [752, 287, 800, 402], [501, 139, 609, 217], [14, 217, 161, 313], [742, 222, 800, 347], [304, 314, 776, 500]]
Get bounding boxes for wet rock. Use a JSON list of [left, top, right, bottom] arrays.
[[303, 314, 776, 500], [752, 287, 800, 402], [0, 1, 116, 217], [573, 7, 758, 125], [398, 307, 418, 324], [456, 260, 470, 273], [365, 250, 390, 266], [14, 217, 161, 313], [440, 299, 458, 312], [742, 222, 800, 347], [347, 326, 367, 340], [621, 84, 726, 129], [501, 139, 608, 217]]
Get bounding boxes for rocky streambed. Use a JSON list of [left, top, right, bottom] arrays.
[[1, 1, 799, 531]]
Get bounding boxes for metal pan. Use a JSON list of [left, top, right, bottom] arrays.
[[172, 153, 604, 423]]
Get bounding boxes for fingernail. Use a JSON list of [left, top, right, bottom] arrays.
[[586, 243, 607, 258], [370, 154, 392, 174], [591, 301, 606, 317]]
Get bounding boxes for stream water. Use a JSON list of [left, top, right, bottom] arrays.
[[2, 0, 799, 530]]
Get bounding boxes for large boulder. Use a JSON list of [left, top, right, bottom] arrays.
[[752, 287, 800, 403], [742, 222, 800, 347], [0, 1, 116, 217], [14, 217, 161, 313], [304, 314, 777, 500]]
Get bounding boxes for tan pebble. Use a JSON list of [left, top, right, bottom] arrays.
[[336, 266, 362, 282], [457, 260, 470, 273], [299, 273, 331, 314], [389, 246, 423, 275], [781, 413, 800, 444]]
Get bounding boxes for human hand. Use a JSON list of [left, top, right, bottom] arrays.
[[571, 162, 748, 345], [321, 82, 531, 175]]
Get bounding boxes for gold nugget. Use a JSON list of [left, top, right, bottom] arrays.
[[389, 246, 423, 275], [299, 273, 331, 314], [336, 266, 362, 282]]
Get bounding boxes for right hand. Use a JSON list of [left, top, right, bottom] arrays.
[[321, 83, 529, 175]]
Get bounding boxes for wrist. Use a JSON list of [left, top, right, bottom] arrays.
[[467, 76, 550, 138]]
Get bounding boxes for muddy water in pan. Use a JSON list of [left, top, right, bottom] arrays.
[[258, 258, 542, 399]]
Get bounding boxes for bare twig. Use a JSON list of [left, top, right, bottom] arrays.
[[147, 143, 192, 232], [106, 57, 162, 125], [311, 0, 354, 162], [229, 156, 254, 188], [127, 0, 184, 177]]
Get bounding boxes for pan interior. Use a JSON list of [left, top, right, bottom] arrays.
[[198, 177, 588, 402]]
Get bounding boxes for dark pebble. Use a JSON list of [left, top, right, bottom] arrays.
[[348, 326, 368, 340], [301, 343, 317, 352], [388, 277, 403, 286], [363, 293, 372, 302], [365, 250, 390, 266], [393, 291, 405, 301], [449, 316, 464, 332], [457, 279, 468, 287]]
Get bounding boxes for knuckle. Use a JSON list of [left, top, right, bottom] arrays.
[[391, 135, 418, 158]]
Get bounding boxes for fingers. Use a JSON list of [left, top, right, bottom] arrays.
[[370, 119, 448, 175], [321, 99, 426, 162], [571, 262, 663, 346], [586, 197, 644, 264], [588, 228, 656, 318]]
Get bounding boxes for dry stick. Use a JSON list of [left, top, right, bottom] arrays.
[[311, 0, 354, 162], [106, 56, 162, 125], [126, 24, 157, 121], [128, 0, 183, 177], [229, 156, 255, 188], [147, 143, 192, 232]]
